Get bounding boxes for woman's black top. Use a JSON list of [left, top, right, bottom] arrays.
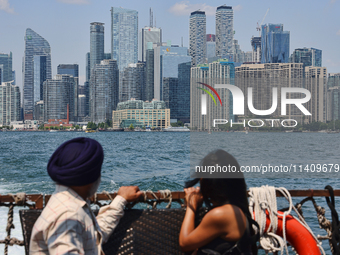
[[196, 218, 253, 255]]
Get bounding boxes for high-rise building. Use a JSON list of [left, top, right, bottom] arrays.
[[90, 22, 105, 73], [33, 55, 47, 119], [0, 52, 13, 83], [57, 64, 79, 78], [261, 24, 290, 63], [57, 64, 79, 120], [290, 48, 322, 67], [144, 45, 154, 102], [23, 28, 51, 120], [251, 36, 261, 63], [233, 40, 252, 63], [235, 63, 304, 122], [215, 6, 233, 59], [163, 77, 178, 120], [120, 62, 145, 102], [191, 60, 234, 130], [139, 27, 162, 62], [189, 10, 206, 66], [305, 66, 327, 123], [328, 73, 340, 89], [177, 62, 191, 123], [154, 45, 191, 100], [206, 34, 216, 60], [90, 59, 119, 123], [0, 81, 20, 126], [43, 74, 75, 122], [326, 87, 340, 121], [111, 7, 138, 71]]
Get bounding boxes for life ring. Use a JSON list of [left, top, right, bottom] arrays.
[[258, 210, 321, 255]]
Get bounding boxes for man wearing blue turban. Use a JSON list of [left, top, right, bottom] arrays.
[[29, 137, 142, 254]]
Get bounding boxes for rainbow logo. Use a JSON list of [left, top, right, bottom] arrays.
[[197, 82, 223, 106]]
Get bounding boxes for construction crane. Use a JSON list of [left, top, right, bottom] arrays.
[[256, 8, 270, 36]]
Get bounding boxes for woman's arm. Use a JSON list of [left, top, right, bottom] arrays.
[[179, 187, 228, 252]]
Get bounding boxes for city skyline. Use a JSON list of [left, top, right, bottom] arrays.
[[1, 0, 340, 92]]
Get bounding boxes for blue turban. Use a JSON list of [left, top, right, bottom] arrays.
[[47, 137, 104, 186]]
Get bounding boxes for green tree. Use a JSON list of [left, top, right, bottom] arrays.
[[129, 123, 134, 130], [87, 122, 97, 130]]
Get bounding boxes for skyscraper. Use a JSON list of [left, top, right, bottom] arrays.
[[23, 28, 51, 120], [90, 59, 119, 123], [33, 55, 47, 119], [215, 6, 233, 59], [189, 10, 206, 66], [57, 64, 79, 78], [57, 64, 79, 120], [120, 62, 145, 102], [290, 48, 322, 67], [206, 34, 216, 59], [111, 7, 138, 71], [191, 60, 234, 130], [154, 45, 191, 100], [261, 24, 290, 63], [0, 81, 20, 125], [90, 22, 104, 73], [43, 74, 75, 122], [177, 62, 191, 123], [139, 27, 162, 62], [305, 66, 327, 123], [0, 52, 13, 83], [144, 44, 154, 102], [235, 63, 304, 122], [251, 36, 261, 62]]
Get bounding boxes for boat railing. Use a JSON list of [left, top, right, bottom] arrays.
[[0, 189, 339, 255]]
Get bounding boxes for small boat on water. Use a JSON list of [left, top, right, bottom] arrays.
[[85, 130, 97, 133], [163, 126, 190, 132], [49, 130, 57, 132]]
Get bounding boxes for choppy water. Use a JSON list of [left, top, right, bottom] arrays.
[[0, 131, 339, 254]]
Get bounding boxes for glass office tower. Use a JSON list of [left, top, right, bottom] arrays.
[[111, 7, 138, 71], [23, 28, 51, 120], [261, 24, 290, 63]]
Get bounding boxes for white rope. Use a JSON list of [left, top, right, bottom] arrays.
[[249, 185, 326, 255]]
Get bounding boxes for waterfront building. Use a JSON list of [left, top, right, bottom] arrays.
[[120, 62, 145, 102], [305, 66, 327, 123], [251, 36, 261, 63], [111, 7, 138, 71], [154, 45, 191, 100], [90, 59, 119, 123], [0, 81, 20, 126], [189, 10, 206, 66], [261, 24, 290, 63], [112, 98, 170, 129], [144, 45, 154, 102], [290, 48, 322, 67], [43, 74, 76, 122], [215, 6, 233, 59], [190, 60, 234, 130], [139, 26, 162, 62], [235, 63, 304, 123], [0, 52, 13, 83], [78, 94, 87, 118], [23, 28, 51, 120]]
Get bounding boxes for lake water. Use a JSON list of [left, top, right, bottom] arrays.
[[0, 131, 339, 254]]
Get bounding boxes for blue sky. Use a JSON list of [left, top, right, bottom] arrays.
[[1, 0, 339, 89]]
